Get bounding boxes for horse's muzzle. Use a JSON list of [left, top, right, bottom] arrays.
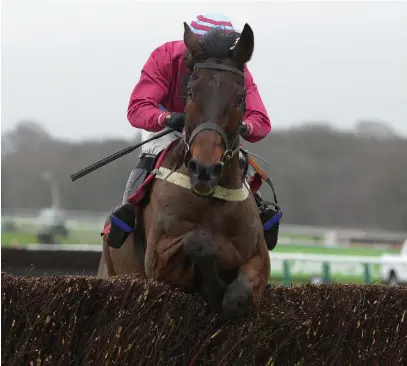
[[188, 158, 223, 196]]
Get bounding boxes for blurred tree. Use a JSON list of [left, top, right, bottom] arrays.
[[2, 119, 51, 155], [1, 121, 406, 231], [354, 119, 398, 140]]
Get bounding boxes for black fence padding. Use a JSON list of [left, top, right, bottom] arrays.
[[1, 247, 100, 276]]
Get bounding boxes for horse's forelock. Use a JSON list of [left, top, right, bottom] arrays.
[[200, 28, 240, 61]]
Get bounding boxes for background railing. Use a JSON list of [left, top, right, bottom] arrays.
[[3, 244, 406, 284]]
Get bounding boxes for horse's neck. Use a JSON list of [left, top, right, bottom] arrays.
[[161, 138, 187, 172]]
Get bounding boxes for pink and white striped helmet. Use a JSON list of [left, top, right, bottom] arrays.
[[189, 13, 235, 37]]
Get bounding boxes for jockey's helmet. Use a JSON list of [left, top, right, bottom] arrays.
[[189, 13, 235, 37]]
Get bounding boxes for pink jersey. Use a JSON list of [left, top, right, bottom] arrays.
[[127, 40, 271, 143]]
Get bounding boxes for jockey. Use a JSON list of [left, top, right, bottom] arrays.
[[108, 13, 281, 251]]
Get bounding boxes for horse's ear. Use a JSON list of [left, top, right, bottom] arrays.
[[232, 23, 254, 67], [183, 22, 202, 58]]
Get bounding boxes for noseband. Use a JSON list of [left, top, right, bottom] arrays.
[[184, 62, 246, 166]]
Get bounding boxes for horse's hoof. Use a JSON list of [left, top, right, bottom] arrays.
[[183, 230, 217, 265], [220, 279, 253, 321]]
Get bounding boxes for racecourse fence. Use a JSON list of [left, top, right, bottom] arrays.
[[2, 272, 407, 365]]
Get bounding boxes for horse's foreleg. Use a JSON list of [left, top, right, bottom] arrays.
[[107, 231, 145, 277], [221, 239, 270, 320], [182, 230, 227, 312], [98, 223, 145, 278], [99, 233, 117, 277], [96, 250, 110, 277]]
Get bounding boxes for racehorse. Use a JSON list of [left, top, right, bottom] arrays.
[[98, 22, 271, 320]]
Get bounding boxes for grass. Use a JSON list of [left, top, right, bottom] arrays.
[[1, 230, 101, 246], [269, 274, 374, 285], [2, 230, 400, 256], [274, 244, 400, 256]]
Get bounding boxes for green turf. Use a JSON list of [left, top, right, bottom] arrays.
[[269, 273, 384, 285], [1, 231, 38, 246], [2, 230, 400, 256], [274, 244, 400, 256], [279, 233, 324, 242], [1, 230, 101, 246]]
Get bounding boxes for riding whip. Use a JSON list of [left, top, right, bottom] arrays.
[[70, 128, 175, 182]]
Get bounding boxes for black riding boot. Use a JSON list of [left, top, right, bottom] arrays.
[[255, 192, 283, 251], [107, 154, 156, 249]]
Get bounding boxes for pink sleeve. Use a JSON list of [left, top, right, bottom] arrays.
[[240, 66, 271, 143], [127, 44, 171, 132]]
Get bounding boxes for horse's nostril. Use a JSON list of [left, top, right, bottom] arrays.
[[211, 163, 223, 178], [189, 159, 222, 182]]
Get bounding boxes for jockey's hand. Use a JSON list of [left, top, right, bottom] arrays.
[[164, 113, 185, 133], [240, 122, 248, 135]]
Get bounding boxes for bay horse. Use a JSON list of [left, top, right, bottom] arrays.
[[98, 22, 271, 320]]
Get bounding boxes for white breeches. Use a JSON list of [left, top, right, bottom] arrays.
[[138, 128, 247, 164]]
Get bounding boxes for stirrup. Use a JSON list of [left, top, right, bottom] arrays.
[[256, 199, 282, 251], [257, 199, 281, 228]]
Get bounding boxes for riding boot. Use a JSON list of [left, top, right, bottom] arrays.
[[254, 192, 283, 251], [107, 154, 156, 249]]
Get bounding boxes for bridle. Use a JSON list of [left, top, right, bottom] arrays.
[[184, 62, 246, 167]]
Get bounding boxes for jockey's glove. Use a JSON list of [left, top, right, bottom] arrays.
[[240, 122, 249, 135], [164, 113, 186, 133]]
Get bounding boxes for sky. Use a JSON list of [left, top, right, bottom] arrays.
[[1, 0, 407, 141]]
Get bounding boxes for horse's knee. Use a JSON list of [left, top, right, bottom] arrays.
[[183, 230, 226, 312], [183, 230, 217, 265], [221, 278, 253, 321]]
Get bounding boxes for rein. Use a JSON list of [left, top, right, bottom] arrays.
[[183, 62, 246, 167]]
